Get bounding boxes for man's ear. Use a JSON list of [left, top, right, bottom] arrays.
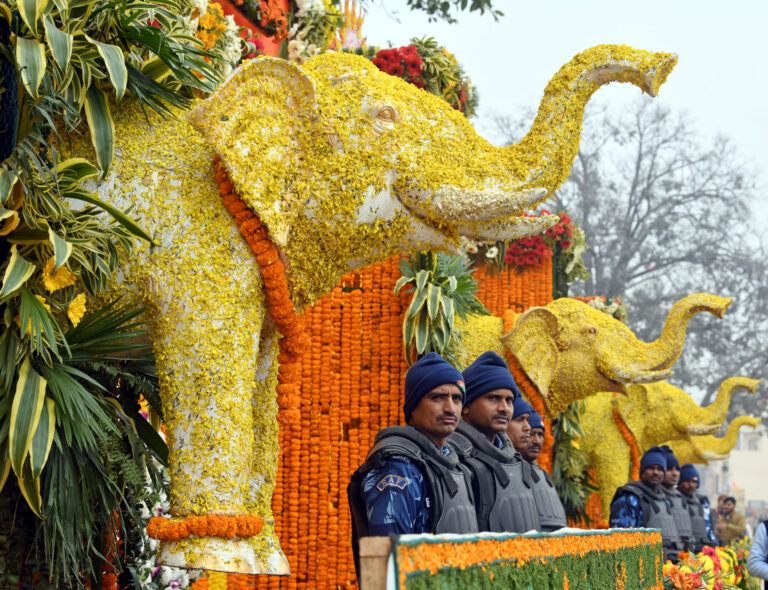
[[462, 407, 469, 417]]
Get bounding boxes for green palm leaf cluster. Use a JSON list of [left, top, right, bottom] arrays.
[[395, 251, 489, 366], [0, 0, 224, 584], [551, 401, 598, 524]]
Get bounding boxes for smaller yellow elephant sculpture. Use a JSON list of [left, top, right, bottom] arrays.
[[666, 416, 761, 465], [455, 294, 731, 416], [578, 377, 760, 518]]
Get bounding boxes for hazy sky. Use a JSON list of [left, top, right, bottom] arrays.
[[362, 0, 768, 226]]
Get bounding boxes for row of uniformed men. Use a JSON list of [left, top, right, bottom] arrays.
[[348, 351, 568, 557], [609, 444, 718, 563]]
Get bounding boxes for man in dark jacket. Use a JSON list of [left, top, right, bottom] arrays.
[[348, 352, 479, 549], [660, 445, 694, 551], [519, 410, 568, 531], [678, 463, 717, 552], [448, 351, 540, 533], [610, 446, 684, 563]]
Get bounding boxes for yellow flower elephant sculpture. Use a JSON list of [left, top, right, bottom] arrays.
[[666, 415, 762, 465], [457, 295, 731, 417], [83, 46, 677, 572], [578, 377, 760, 518]]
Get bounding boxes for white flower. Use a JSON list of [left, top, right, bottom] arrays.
[[485, 245, 499, 258]]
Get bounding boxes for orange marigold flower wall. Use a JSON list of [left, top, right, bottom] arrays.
[[194, 256, 553, 590]]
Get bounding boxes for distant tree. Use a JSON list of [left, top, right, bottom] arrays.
[[365, 0, 503, 23], [496, 99, 768, 422]]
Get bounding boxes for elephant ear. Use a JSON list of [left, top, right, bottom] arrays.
[[501, 307, 558, 399], [187, 58, 319, 246]]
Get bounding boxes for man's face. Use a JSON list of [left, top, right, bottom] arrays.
[[664, 465, 680, 487], [678, 479, 699, 496], [408, 383, 463, 447], [520, 427, 544, 461], [507, 413, 531, 450], [462, 388, 515, 439], [640, 464, 665, 489], [722, 499, 735, 514]]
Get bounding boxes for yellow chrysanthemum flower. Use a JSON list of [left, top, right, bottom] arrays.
[[42, 257, 77, 292], [67, 293, 87, 327]]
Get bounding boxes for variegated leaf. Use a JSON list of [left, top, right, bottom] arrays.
[[85, 35, 127, 99], [48, 227, 72, 270], [8, 358, 47, 477], [18, 457, 43, 517], [83, 85, 114, 176], [28, 397, 55, 478], [15, 37, 47, 99], [0, 245, 36, 297], [43, 15, 73, 71]]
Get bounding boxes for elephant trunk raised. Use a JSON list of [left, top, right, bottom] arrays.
[[683, 377, 760, 434], [595, 294, 732, 385], [497, 45, 678, 206], [669, 416, 762, 464]]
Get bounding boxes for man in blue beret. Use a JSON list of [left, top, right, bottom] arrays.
[[678, 463, 717, 552], [348, 353, 479, 575], [610, 446, 684, 562], [517, 410, 568, 531], [447, 351, 540, 533]]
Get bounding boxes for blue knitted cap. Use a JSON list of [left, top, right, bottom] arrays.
[[403, 353, 465, 422], [640, 446, 667, 475], [512, 397, 533, 419], [661, 445, 680, 469], [679, 463, 700, 483], [528, 410, 545, 432], [461, 351, 521, 407]]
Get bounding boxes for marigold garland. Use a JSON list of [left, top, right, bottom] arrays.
[[146, 514, 264, 541], [612, 394, 641, 481]]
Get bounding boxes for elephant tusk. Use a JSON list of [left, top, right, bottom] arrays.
[[686, 424, 723, 436], [455, 212, 558, 241], [401, 187, 549, 223], [603, 367, 673, 384]]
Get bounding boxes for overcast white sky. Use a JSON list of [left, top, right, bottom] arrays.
[[362, 0, 768, 227]]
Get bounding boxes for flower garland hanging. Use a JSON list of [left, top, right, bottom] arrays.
[[213, 154, 308, 426], [146, 514, 264, 541]]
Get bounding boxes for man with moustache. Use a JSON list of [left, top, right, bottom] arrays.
[[660, 446, 693, 551], [518, 410, 568, 531], [348, 352, 478, 568], [677, 463, 717, 552], [610, 446, 684, 563], [448, 351, 540, 533]]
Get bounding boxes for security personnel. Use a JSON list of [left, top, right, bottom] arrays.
[[610, 446, 684, 563], [448, 351, 540, 533], [660, 446, 693, 551], [519, 410, 568, 531], [678, 463, 717, 552], [348, 353, 479, 575]]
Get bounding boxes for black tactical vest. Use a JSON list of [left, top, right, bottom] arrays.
[[681, 492, 714, 552], [662, 486, 693, 547], [448, 421, 540, 533], [615, 481, 684, 561], [529, 460, 568, 531]]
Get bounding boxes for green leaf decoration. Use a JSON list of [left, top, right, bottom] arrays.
[[9, 358, 47, 477], [5, 226, 50, 244], [29, 397, 56, 478], [48, 227, 73, 270], [0, 439, 9, 493], [43, 15, 73, 71], [0, 169, 18, 205], [427, 283, 440, 321], [17, 0, 49, 36], [85, 35, 127, 99], [83, 84, 115, 176], [64, 188, 152, 242], [415, 269, 429, 291], [140, 56, 173, 83], [1, 245, 36, 297], [414, 311, 430, 355], [58, 157, 100, 181], [16, 37, 47, 99], [18, 456, 43, 517], [407, 286, 429, 319]]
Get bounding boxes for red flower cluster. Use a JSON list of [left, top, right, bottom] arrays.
[[245, 34, 265, 60], [544, 210, 574, 249], [371, 45, 424, 87], [503, 210, 579, 269]]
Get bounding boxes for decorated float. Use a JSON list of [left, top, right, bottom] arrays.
[[0, 0, 762, 589]]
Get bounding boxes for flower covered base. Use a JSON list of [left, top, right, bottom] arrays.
[[157, 536, 290, 574]]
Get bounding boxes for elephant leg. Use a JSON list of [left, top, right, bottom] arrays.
[[595, 445, 633, 521], [244, 323, 290, 573]]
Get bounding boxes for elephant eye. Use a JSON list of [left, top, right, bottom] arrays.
[[376, 106, 398, 124], [365, 101, 399, 135]]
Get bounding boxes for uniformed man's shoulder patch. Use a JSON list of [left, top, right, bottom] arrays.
[[376, 474, 408, 491]]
